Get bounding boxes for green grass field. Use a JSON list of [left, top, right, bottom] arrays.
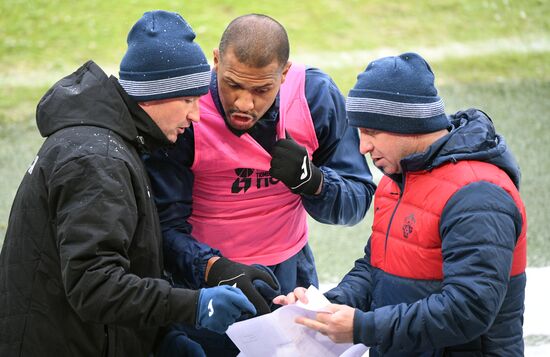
[[1, 0, 549, 283]]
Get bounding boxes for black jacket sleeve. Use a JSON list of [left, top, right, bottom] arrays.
[[50, 155, 199, 328]]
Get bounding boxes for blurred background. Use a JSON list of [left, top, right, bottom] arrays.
[[1, 0, 549, 352]]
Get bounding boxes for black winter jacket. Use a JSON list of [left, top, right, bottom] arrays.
[[0, 61, 199, 356]]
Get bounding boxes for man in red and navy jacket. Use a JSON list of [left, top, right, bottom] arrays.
[[279, 52, 527, 356]]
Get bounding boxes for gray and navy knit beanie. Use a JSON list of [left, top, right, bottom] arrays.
[[119, 10, 210, 102], [346, 52, 449, 134]]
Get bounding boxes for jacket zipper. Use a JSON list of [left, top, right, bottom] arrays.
[[102, 325, 109, 357], [384, 174, 406, 261]]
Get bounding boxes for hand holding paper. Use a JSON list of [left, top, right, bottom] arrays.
[[227, 285, 368, 357], [296, 304, 355, 343], [273, 286, 308, 306]]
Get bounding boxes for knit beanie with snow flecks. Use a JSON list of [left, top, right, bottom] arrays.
[[346, 52, 449, 134], [119, 10, 210, 101]]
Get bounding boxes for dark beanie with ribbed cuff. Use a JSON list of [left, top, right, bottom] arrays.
[[346, 52, 450, 134], [119, 10, 210, 102]]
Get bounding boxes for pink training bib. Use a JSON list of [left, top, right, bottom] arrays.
[[189, 63, 319, 265]]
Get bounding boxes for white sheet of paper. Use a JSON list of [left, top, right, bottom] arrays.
[[227, 285, 369, 357]]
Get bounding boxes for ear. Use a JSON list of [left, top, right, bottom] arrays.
[[280, 61, 292, 84], [213, 48, 220, 73]]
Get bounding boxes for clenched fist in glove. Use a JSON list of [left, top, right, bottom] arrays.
[[269, 133, 322, 195], [196, 285, 256, 334], [206, 257, 281, 315]]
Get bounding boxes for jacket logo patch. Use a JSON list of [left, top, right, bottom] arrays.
[[27, 155, 39, 175], [231, 168, 280, 194], [300, 155, 309, 180], [402, 213, 416, 239]]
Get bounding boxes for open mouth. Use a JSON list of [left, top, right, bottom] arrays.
[[231, 113, 253, 123]]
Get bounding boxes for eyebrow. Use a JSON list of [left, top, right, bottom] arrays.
[[361, 128, 378, 135], [223, 76, 274, 90]]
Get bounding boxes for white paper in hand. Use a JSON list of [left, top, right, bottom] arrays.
[[227, 285, 368, 357]]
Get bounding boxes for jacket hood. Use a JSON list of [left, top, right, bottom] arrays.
[[36, 61, 138, 142], [402, 108, 521, 189]]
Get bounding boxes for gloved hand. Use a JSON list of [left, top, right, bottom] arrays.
[[196, 285, 256, 334], [206, 257, 280, 315], [156, 327, 206, 357], [269, 132, 322, 195], [251, 264, 282, 309]]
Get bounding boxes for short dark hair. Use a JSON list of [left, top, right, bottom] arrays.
[[219, 14, 289, 69]]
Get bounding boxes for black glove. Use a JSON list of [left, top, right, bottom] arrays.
[[269, 133, 322, 195], [206, 258, 280, 315], [251, 264, 282, 309]]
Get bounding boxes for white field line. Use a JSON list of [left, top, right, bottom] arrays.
[[1, 36, 549, 88], [292, 35, 550, 69]]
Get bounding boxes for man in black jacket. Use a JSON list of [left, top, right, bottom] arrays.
[[0, 10, 265, 357]]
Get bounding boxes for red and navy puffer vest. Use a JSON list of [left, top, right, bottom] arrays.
[[371, 160, 526, 280]]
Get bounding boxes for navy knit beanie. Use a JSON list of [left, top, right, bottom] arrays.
[[119, 10, 210, 102], [346, 52, 449, 134]]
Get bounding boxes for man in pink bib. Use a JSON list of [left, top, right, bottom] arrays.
[[145, 14, 376, 355]]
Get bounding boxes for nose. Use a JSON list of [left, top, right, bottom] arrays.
[[234, 90, 254, 113], [359, 133, 374, 155], [188, 99, 200, 123]]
